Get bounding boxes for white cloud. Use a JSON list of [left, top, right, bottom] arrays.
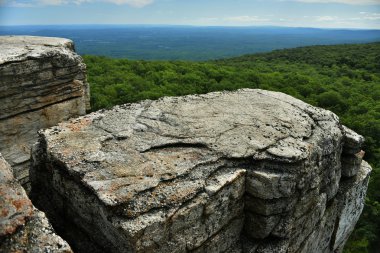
[[355, 12, 380, 20], [316, 15, 339, 21], [1, 1, 34, 7], [0, 0, 154, 7], [364, 16, 380, 20], [72, 0, 92, 4], [225, 16, 270, 22], [39, 0, 67, 5], [313, 13, 380, 22], [293, 0, 380, 5], [104, 0, 153, 7], [362, 12, 380, 20], [199, 17, 219, 22]]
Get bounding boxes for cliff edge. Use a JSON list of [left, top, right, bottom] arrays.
[[0, 36, 90, 190], [30, 89, 371, 253]]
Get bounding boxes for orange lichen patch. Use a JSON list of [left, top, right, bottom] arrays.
[[6, 215, 27, 233], [1, 209, 9, 217], [164, 181, 202, 203], [107, 180, 132, 193], [60, 147, 74, 157], [62, 117, 93, 132], [105, 162, 151, 178], [0, 183, 34, 236], [4, 224, 19, 235], [12, 198, 33, 212]]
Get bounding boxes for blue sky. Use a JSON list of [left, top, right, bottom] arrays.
[[1, 0, 380, 28]]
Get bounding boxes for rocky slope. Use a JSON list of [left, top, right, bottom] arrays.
[[0, 36, 90, 190], [0, 153, 73, 253], [30, 89, 371, 253]]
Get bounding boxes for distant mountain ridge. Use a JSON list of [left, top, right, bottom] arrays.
[[1, 25, 380, 60]]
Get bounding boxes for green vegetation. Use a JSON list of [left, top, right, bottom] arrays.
[[83, 42, 380, 252]]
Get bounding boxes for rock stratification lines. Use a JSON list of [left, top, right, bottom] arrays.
[[0, 36, 90, 190], [31, 89, 371, 253]]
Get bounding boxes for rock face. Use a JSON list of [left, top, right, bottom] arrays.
[[31, 89, 371, 253], [0, 153, 73, 253], [0, 36, 90, 190]]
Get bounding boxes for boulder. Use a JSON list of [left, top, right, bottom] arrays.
[[0, 36, 90, 190], [30, 89, 372, 252]]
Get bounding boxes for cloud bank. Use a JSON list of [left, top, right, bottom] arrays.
[[225, 16, 270, 22]]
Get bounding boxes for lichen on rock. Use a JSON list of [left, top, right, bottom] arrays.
[[30, 89, 372, 253], [0, 36, 90, 190], [0, 153, 72, 253]]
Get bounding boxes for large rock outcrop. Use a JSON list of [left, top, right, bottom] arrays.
[[0, 36, 90, 190], [31, 89, 371, 253], [0, 153, 73, 252]]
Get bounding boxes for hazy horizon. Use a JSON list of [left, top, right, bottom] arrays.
[[1, 24, 380, 30], [1, 0, 380, 29], [2, 24, 379, 60]]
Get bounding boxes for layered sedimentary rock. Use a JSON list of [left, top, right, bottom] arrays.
[[0, 153, 72, 252], [0, 36, 90, 189], [31, 89, 371, 253]]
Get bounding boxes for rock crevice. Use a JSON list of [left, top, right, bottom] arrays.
[[0, 153, 73, 252], [30, 89, 371, 253], [0, 36, 371, 253]]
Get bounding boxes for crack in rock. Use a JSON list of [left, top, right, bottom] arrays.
[[29, 89, 372, 253]]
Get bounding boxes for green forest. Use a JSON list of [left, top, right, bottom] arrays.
[[83, 42, 380, 252]]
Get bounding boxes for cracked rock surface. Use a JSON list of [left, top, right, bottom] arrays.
[[0, 36, 90, 190], [31, 89, 372, 253], [0, 153, 72, 253]]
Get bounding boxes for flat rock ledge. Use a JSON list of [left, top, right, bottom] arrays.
[[0, 36, 90, 190], [31, 89, 371, 253], [0, 153, 73, 253]]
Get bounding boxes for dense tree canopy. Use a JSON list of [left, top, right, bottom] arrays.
[[83, 42, 380, 252]]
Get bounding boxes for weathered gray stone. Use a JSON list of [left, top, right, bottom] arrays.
[[246, 170, 296, 199], [191, 217, 244, 253], [0, 154, 34, 237], [0, 36, 90, 189], [255, 239, 289, 253], [342, 125, 364, 155], [0, 153, 72, 253], [333, 161, 372, 252], [245, 194, 297, 216], [30, 89, 372, 253], [244, 212, 281, 239], [297, 199, 338, 253], [341, 151, 364, 178]]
